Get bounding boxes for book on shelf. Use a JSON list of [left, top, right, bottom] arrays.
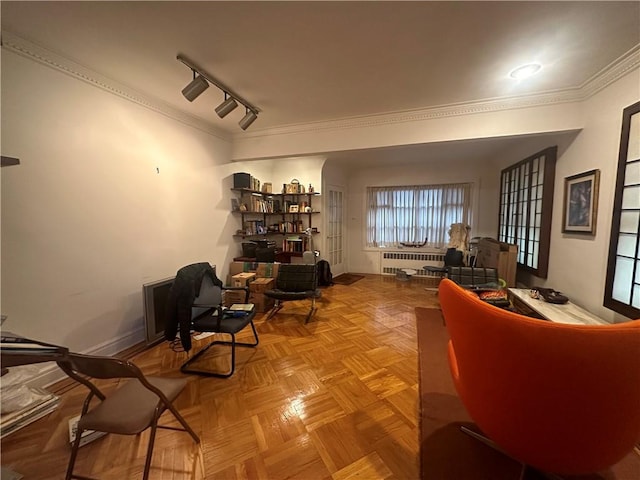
[[283, 235, 308, 252], [68, 414, 108, 447], [229, 303, 255, 312]]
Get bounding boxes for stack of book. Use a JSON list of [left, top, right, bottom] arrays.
[[0, 387, 60, 439], [0, 332, 67, 438]]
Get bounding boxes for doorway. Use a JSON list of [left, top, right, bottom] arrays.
[[325, 185, 345, 276]]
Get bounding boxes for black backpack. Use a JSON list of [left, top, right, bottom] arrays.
[[316, 260, 333, 286]]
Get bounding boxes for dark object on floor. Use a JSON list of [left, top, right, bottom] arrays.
[[532, 286, 569, 304], [332, 273, 365, 285], [438, 279, 640, 477], [264, 263, 321, 323], [57, 352, 200, 480], [316, 259, 334, 286]]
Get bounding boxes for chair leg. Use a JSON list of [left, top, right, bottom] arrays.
[[305, 297, 317, 324], [266, 300, 283, 320], [164, 406, 200, 444], [460, 426, 565, 480], [142, 419, 159, 480], [461, 425, 511, 454], [66, 424, 85, 480], [181, 320, 259, 378]]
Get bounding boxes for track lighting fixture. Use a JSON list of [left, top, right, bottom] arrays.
[[177, 54, 260, 130], [215, 93, 238, 118], [181, 73, 209, 101], [239, 108, 258, 130]]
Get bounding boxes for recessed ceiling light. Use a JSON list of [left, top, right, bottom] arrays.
[[509, 63, 542, 80]]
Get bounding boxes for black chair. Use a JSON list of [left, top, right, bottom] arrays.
[[165, 263, 259, 378], [57, 352, 200, 480], [446, 266, 500, 289], [264, 263, 320, 323], [424, 247, 467, 281], [446, 266, 510, 308]]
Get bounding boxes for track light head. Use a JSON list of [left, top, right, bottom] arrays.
[[181, 74, 209, 102], [215, 94, 238, 118], [239, 109, 258, 130], [176, 55, 261, 128]]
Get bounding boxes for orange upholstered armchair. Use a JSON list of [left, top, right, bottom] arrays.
[[438, 278, 640, 477]]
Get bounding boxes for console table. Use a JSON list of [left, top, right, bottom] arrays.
[[508, 288, 608, 325]]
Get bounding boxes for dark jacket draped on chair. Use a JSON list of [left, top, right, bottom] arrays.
[[164, 262, 221, 352]]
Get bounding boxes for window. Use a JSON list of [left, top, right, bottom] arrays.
[[366, 183, 471, 248], [605, 101, 640, 318], [498, 147, 556, 278]]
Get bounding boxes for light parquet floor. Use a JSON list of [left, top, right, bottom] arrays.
[[1, 274, 440, 479]]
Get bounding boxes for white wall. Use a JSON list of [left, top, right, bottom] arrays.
[[531, 69, 640, 322], [345, 155, 499, 275], [1, 51, 239, 382]]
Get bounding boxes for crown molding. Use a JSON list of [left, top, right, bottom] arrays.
[[236, 43, 640, 141], [3, 31, 637, 145], [579, 43, 640, 98], [234, 88, 585, 141], [1, 31, 231, 142]]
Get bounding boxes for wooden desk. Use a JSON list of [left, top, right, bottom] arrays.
[[508, 288, 608, 325]]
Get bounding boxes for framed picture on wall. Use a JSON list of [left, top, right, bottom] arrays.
[[562, 169, 600, 234]]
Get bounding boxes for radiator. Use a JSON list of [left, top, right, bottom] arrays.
[[379, 250, 445, 277]]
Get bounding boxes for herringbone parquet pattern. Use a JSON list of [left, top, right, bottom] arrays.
[[1, 274, 440, 479]]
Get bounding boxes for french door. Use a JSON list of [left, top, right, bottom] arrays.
[[325, 185, 345, 276]]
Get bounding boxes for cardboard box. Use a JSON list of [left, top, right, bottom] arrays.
[[477, 239, 518, 287], [255, 262, 280, 279], [229, 261, 259, 276], [249, 292, 275, 313], [232, 272, 256, 287], [249, 277, 275, 294], [224, 289, 248, 307], [229, 261, 280, 276]]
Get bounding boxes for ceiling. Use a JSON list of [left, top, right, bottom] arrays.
[[2, 1, 639, 164]]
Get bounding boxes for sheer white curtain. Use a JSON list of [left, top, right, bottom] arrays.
[[366, 183, 471, 248]]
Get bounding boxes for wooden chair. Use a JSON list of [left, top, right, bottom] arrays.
[[57, 352, 200, 480], [438, 278, 640, 478]]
